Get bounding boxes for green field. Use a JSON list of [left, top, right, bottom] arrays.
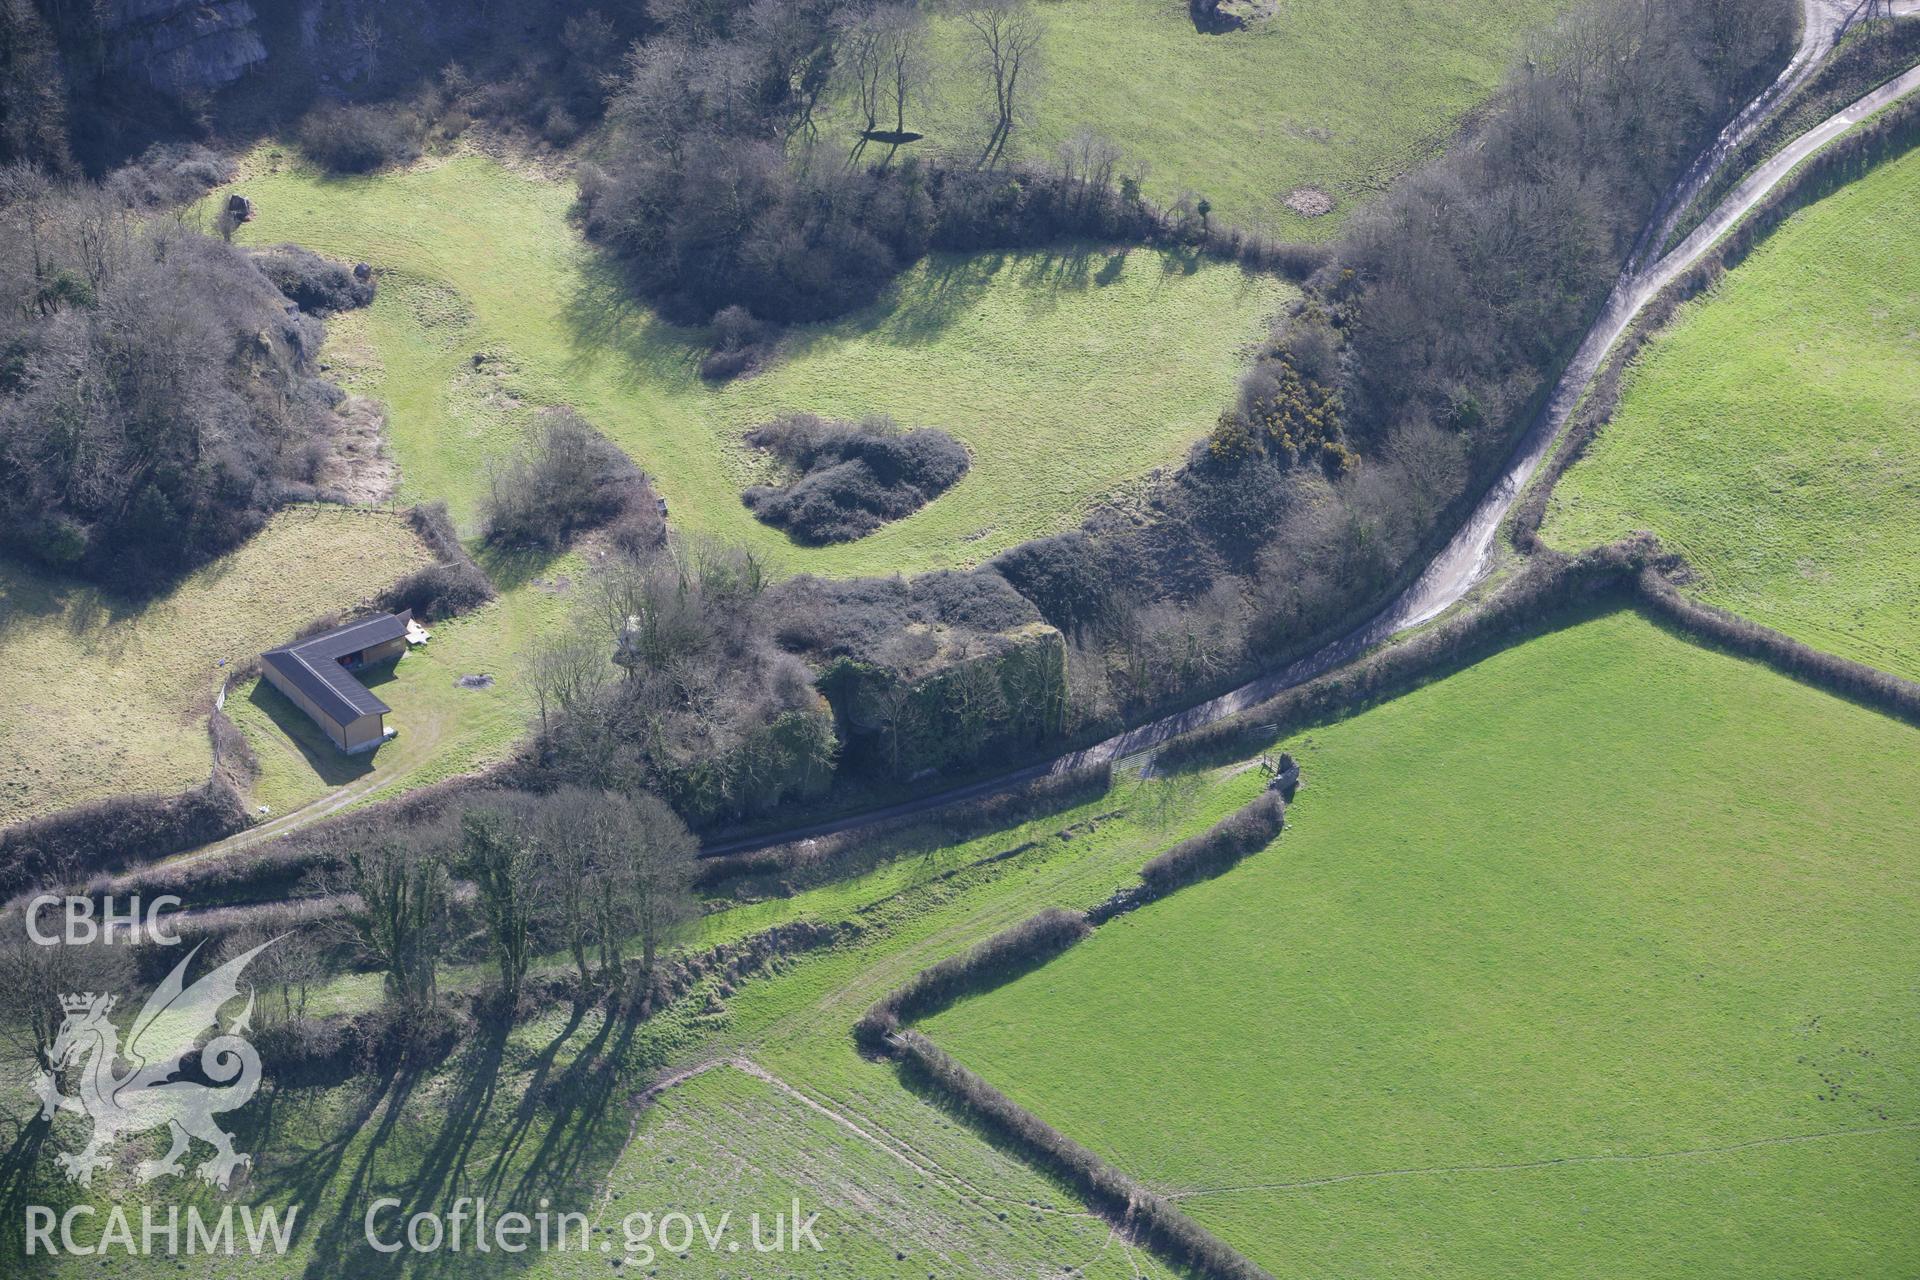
[[222, 150, 1286, 576], [0, 508, 430, 827], [899, 0, 1572, 235], [923, 609, 1920, 1277], [9, 755, 1270, 1276], [1544, 145, 1920, 682]]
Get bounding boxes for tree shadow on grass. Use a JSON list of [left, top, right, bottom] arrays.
[[295, 1059, 428, 1279], [471, 542, 572, 595], [479, 1001, 590, 1197], [557, 256, 708, 397], [0, 1118, 63, 1275], [503, 996, 645, 1210], [279, 999, 642, 1276]]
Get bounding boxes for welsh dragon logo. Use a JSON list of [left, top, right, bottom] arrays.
[[33, 938, 276, 1189]]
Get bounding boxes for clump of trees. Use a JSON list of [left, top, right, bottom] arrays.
[[743, 413, 969, 543], [481, 408, 664, 553], [320, 837, 454, 1011], [447, 787, 698, 1008], [967, 0, 1794, 733], [250, 245, 376, 314], [0, 166, 351, 589], [296, 104, 424, 174], [525, 536, 837, 824], [575, 0, 1189, 328], [306, 784, 699, 1017]]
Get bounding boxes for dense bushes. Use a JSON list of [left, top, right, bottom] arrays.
[[296, 104, 423, 174], [481, 409, 664, 552], [531, 538, 838, 825], [250, 245, 376, 314], [378, 502, 496, 620], [743, 413, 968, 543], [0, 781, 248, 895], [855, 908, 1090, 1050], [579, 135, 1181, 325], [0, 177, 342, 589]]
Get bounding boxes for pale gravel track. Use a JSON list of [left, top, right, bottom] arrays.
[[164, 1, 1920, 868]]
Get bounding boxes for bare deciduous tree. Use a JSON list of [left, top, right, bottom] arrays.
[[526, 615, 615, 751], [0, 924, 131, 1071], [458, 805, 539, 1007], [318, 840, 451, 1011], [959, 0, 1045, 168], [531, 788, 697, 985], [228, 925, 324, 1025]]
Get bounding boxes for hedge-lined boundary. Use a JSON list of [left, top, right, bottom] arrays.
[[695, 762, 1113, 892], [1091, 790, 1287, 925], [856, 785, 1292, 1280], [1512, 92, 1920, 552], [854, 908, 1091, 1052], [893, 1030, 1275, 1280], [1634, 568, 1920, 724], [1156, 540, 1658, 774], [0, 778, 249, 898], [98, 762, 519, 909]]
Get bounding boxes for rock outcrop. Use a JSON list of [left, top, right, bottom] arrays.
[[99, 0, 268, 94]]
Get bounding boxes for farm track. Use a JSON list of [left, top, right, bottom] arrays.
[[162, 0, 1920, 870], [705, 1, 1920, 857]]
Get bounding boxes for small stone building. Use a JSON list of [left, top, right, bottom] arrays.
[[259, 611, 413, 753]]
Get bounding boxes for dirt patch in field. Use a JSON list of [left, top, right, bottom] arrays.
[[1283, 186, 1335, 218], [456, 673, 495, 690], [314, 394, 396, 502]]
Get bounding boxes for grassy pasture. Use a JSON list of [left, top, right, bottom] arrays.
[[222, 150, 1286, 576], [555, 1062, 1170, 1279], [923, 609, 1920, 1277], [6, 753, 1266, 1275], [896, 0, 1573, 235], [1544, 144, 1920, 682], [0, 507, 430, 828]]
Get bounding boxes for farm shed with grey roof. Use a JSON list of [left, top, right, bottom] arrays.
[[259, 610, 413, 753]]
